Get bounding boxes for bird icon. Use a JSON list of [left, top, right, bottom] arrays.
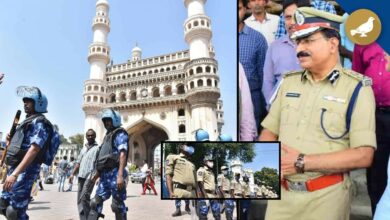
[[350, 17, 375, 37]]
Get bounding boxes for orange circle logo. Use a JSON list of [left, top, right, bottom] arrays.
[[345, 9, 381, 45]]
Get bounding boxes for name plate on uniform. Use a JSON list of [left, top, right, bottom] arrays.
[[286, 92, 301, 98]]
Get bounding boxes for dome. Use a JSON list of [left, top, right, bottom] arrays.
[[96, 0, 109, 7], [132, 46, 142, 52]]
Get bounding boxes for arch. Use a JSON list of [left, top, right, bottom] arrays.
[[119, 92, 126, 102], [164, 85, 172, 96], [100, 97, 104, 103], [130, 91, 137, 100], [93, 96, 98, 102], [160, 68, 164, 72], [197, 79, 203, 87], [194, 20, 199, 27], [190, 81, 195, 89], [154, 69, 158, 73], [172, 66, 177, 70], [87, 96, 91, 102], [87, 86, 92, 91], [109, 93, 116, 103], [152, 87, 160, 98], [205, 66, 211, 73], [189, 69, 194, 76], [207, 79, 212, 86], [176, 84, 185, 94], [196, 66, 202, 74], [143, 71, 147, 76]]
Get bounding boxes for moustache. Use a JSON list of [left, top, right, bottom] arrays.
[[297, 51, 311, 58]]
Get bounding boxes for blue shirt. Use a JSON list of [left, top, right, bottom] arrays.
[[262, 35, 301, 106], [275, 0, 336, 39], [239, 25, 268, 92], [340, 13, 354, 69], [112, 129, 128, 155], [21, 116, 50, 151]]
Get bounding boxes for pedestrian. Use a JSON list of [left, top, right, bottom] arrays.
[[352, 42, 390, 215], [373, 52, 390, 220], [58, 156, 69, 192], [141, 169, 157, 195], [260, 7, 376, 220], [68, 129, 99, 219], [0, 86, 60, 219], [239, 0, 268, 134], [65, 156, 75, 192], [87, 109, 129, 220]]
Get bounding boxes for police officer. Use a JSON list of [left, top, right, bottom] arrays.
[[217, 165, 235, 220], [88, 109, 129, 220], [0, 86, 58, 220], [242, 175, 251, 198], [197, 156, 221, 220], [232, 173, 243, 198], [260, 7, 377, 220], [69, 129, 100, 219], [165, 144, 196, 199]]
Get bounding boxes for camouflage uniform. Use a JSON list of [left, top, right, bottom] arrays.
[[91, 130, 129, 219], [0, 115, 53, 220]]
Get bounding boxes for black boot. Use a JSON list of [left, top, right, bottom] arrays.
[[185, 204, 191, 214], [172, 207, 181, 217]]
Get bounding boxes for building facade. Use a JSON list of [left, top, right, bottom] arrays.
[[82, 0, 224, 168]]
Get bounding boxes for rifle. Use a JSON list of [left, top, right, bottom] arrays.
[[0, 110, 22, 166]]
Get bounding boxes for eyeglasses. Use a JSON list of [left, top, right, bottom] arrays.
[[294, 37, 327, 46]]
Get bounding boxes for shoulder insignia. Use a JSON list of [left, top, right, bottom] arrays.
[[343, 69, 373, 86], [283, 70, 303, 78]]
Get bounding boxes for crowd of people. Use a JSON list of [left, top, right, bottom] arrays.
[[239, 0, 390, 219]]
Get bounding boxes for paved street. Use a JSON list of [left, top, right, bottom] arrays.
[[0, 181, 237, 220]]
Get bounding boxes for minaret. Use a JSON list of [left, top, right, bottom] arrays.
[[184, 0, 221, 140], [82, 0, 111, 143]]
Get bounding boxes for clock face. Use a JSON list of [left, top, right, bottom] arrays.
[[141, 89, 148, 97]]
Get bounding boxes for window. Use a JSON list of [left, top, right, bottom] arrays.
[[205, 66, 211, 73], [189, 69, 194, 76], [190, 81, 194, 89], [177, 84, 185, 94], [152, 88, 160, 97], [164, 86, 172, 96], [197, 79, 203, 87], [130, 91, 137, 100], [207, 79, 212, 86], [110, 94, 116, 103], [196, 67, 202, 74], [179, 124, 186, 133], [120, 93, 126, 102], [178, 109, 185, 116]]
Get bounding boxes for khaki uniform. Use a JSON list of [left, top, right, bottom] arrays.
[[197, 166, 216, 198], [217, 174, 232, 198], [242, 182, 251, 198], [231, 179, 243, 198], [165, 153, 196, 198], [262, 66, 377, 220]]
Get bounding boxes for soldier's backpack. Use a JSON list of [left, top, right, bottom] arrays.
[[6, 114, 61, 167], [95, 127, 127, 172]]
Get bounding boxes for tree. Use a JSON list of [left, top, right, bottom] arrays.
[[60, 134, 70, 144], [254, 167, 280, 194], [69, 133, 84, 152]]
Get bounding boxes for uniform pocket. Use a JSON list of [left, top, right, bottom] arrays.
[[280, 95, 302, 126]]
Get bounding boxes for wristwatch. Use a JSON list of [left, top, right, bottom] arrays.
[[294, 153, 305, 173]]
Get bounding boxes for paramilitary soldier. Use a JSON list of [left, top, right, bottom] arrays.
[[197, 155, 221, 220], [165, 144, 197, 199], [260, 7, 377, 220], [217, 165, 235, 220], [0, 86, 60, 220], [87, 109, 129, 220]]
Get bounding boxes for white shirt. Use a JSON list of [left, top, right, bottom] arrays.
[[141, 163, 148, 173], [244, 13, 280, 46]]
